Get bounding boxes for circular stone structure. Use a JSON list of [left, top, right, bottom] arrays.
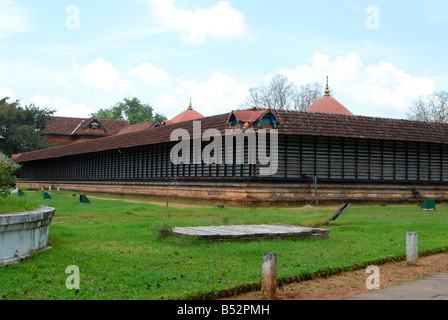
[[0, 206, 55, 266]]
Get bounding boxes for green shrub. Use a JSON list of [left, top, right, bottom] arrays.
[[0, 155, 20, 199]]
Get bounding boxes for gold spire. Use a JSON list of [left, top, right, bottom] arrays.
[[188, 98, 193, 110], [324, 76, 331, 96]]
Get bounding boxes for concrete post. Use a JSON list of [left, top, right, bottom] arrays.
[[262, 253, 277, 299], [406, 232, 418, 266]]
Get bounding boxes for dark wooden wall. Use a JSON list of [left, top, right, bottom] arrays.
[[20, 134, 448, 184]]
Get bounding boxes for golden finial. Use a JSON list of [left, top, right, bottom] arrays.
[[324, 76, 331, 96], [188, 98, 193, 110]]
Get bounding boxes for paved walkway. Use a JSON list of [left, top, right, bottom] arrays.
[[346, 272, 448, 300]]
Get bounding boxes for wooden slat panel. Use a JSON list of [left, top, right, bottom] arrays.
[[301, 135, 315, 179], [383, 140, 394, 181], [343, 138, 356, 180], [430, 143, 441, 181], [395, 141, 407, 181], [443, 145, 448, 182], [286, 135, 301, 178], [419, 143, 430, 181], [329, 137, 343, 180], [316, 136, 330, 179], [19, 132, 448, 185], [357, 139, 370, 180]]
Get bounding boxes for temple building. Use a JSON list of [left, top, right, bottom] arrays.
[[15, 86, 448, 205], [306, 78, 354, 116], [44, 117, 129, 146], [163, 100, 204, 125]]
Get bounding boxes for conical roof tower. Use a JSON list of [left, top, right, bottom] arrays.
[[163, 99, 205, 126], [306, 77, 354, 116]]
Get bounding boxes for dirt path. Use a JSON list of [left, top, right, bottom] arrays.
[[225, 252, 448, 300], [86, 195, 209, 209]]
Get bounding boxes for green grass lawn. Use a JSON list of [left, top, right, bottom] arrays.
[[0, 192, 40, 214], [1, 190, 448, 300]]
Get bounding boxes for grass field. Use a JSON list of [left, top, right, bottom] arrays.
[[0, 192, 40, 214], [1, 190, 448, 300]]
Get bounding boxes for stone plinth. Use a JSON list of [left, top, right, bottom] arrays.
[[0, 206, 55, 266]]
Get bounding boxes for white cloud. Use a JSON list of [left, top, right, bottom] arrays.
[[31, 94, 94, 118], [0, 87, 15, 100], [131, 62, 170, 86], [178, 71, 248, 116], [148, 0, 248, 45], [0, 0, 30, 38], [82, 58, 132, 93], [156, 93, 181, 118], [275, 52, 436, 118], [53, 73, 68, 85]]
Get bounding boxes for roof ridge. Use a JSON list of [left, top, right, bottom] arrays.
[[70, 119, 86, 135]]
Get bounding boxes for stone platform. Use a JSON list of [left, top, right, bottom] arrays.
[[170, 224, 329, 241]]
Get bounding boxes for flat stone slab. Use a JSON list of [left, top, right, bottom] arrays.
[[346, 272, 448, 300], [170, 224, 329, 241]]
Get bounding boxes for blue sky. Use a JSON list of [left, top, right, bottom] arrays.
[[1, 0, 447, 120]]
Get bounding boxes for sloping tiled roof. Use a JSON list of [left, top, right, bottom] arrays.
[[306, 95, 354, 116], [227, 110, 270, 123], [44, 117, 128, 136], [16, 113, 229, 163], [276, 111, 448, 143], [164, 109, 204, 126], [90, 118, 128, 135], [16, 110, 448, 163], [116, 121, 160, 135]]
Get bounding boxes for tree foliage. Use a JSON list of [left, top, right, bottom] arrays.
[[91, 97, 167, 125], [408, 91, 448, 124], [0, 155, 20, 199], [0, 97, 55, 156], [240, 74, 323, 111]]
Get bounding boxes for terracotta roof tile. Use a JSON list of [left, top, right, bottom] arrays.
[[116, 121, 159, 135], [164, 109, 204, 126], [306, 96, 354, 116], [16, 110, 448, 163], [44, 117, 128, 136], [228, 110, 270, 123]]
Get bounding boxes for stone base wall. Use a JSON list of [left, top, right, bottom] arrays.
[[0, 206, 55, 266], [17, 181, 448, 206]]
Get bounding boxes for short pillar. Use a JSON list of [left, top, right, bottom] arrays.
[[406, 232, 418, 266], [262, 253, 277, 299]]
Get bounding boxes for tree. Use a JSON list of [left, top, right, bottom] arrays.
[[240, 74, 323, 111], [408, 91, 448, 124], [91, 97, 167, 125], [294, 82, 324, 111], [0, 155, 20, 199], [0, 97, 55, 156]]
